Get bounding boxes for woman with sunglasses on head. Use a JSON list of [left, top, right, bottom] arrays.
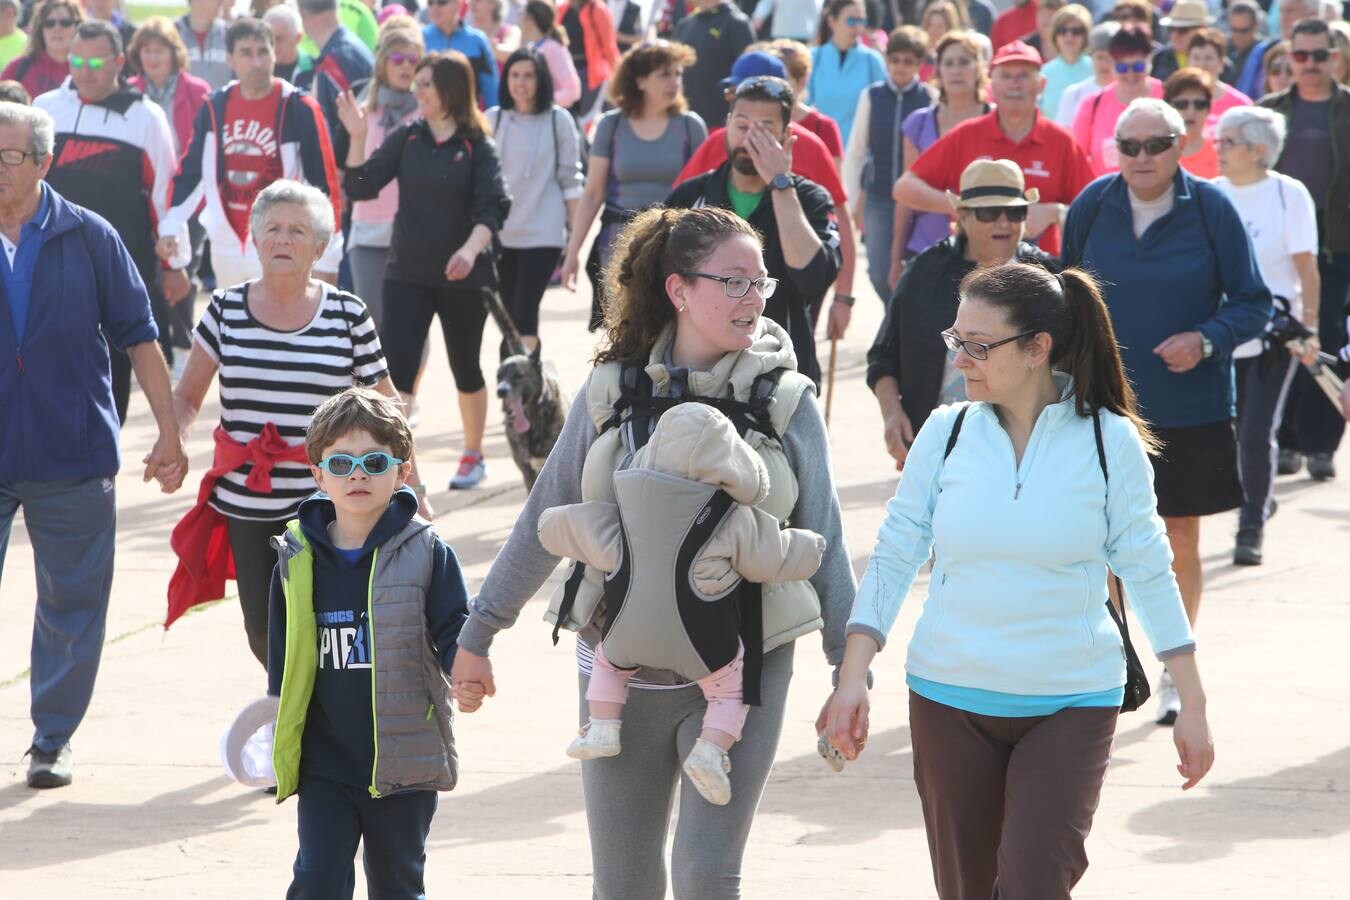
[[831, 256, 1215, 899], [450, 205, 856, 898], [1072, 22, 1162, 175], [1166, 67, 1219, 179], [168, 180, 426, 668], [1, 0, 81, 98], [1261, 41, 1294, 96], [809, 0, 885, 145], [1037, 3, 1092, 119], [346, 18, 425, 332], [871, 159, 1056, 468]]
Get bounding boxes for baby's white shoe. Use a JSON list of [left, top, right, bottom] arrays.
[[682, 738, 732, 806], [566, 719, 622, 760]]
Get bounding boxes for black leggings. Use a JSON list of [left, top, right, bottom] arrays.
[[498, 246, 561, 337], [381, 278, 488, 394], [226, 515, 288, 669]]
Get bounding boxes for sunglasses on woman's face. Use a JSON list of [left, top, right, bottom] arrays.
[[1114, 59, 1148, 74], [1290, 48, 1336, 64], [388, 51, 421, 65], [317, 451, 405, 478], [968, 206, 1029, 223], [1116, 133, 1179, 157], [1056, 26, 1087, 37], [1268, 63, 1293, 77], [43, 16, 76, 28], [1169, 97, 1210, 111], [845, 15, 867, 26]]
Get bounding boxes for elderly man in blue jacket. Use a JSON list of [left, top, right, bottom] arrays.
[[0, 102, 188, 789], [1062, 96, 1271, 729]]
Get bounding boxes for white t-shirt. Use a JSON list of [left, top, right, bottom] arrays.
[[1127, 184, 1175, 240], [1213, 172, 1319, 359]]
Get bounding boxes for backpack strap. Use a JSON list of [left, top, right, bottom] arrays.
[[550, 559, 589, 646], [602, 363, 786, 449], [941, 404, 969, 461]]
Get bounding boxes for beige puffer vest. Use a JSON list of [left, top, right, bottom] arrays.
[[544, 319, 824, 655]]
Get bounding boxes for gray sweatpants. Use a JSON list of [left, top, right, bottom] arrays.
[[0, 477, 116, 753], [579, 642, 794, 900]]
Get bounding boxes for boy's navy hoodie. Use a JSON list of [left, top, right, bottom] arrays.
[[266, 487, 469, 789]]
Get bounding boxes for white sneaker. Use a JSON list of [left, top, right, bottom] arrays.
[[1155, 669, 1180, 726], [682, 739, 732, 806], [566, 719, 622, 760]]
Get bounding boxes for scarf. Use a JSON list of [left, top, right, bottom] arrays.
[[143, 73, 178, 111], [378, 85, 418, 131]]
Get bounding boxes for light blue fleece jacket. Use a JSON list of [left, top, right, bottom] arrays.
[[848, 381, 1196, 697]]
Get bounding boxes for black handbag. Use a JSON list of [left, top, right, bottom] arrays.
[[943, 405, 1152, 713]]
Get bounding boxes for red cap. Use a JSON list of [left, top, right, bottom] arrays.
[[991, 39, 1043, 68]]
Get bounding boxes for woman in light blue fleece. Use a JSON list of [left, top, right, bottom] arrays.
[[822, 262, 1215, 900]]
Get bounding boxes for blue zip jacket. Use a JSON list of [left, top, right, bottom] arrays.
[[0, 184, 157, 483], [1061, 169, 1272, 429]]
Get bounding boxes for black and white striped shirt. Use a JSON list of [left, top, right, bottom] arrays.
[[195, 282, 389, 521]]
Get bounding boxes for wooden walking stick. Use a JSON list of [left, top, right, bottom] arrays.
[[824, 336, 838, 426]]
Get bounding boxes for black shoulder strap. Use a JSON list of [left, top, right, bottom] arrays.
[[602, 363, 785, 448], [942, 404, 969, 461], [1092, 408, 1134, 643]]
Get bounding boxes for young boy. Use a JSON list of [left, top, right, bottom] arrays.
[[267, 386, 468, 898], [842, 25, 934, 304]]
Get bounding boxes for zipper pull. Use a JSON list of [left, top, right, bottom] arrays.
[[1014, 482, 1022, 500], [15, 350, 23, 374]]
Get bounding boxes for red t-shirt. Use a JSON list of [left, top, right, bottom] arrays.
[[221, 82, 285, 244], [908, 110, 1094, 254], [798, 109, 844, 160], [674, 122, 848, 208], [991, 2, 1038, 51]]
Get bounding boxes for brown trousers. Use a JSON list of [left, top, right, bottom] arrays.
[[909, 691, 1118, 900]]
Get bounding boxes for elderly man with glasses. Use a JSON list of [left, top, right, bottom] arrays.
[[1063, 96, 1271, 728], [0, 100, 187, 790]]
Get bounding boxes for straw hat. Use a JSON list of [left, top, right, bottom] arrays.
[[946, 159, 1040, 209], [1160, 0, 1215, 28]]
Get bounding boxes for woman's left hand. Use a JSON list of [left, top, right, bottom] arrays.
[[1172, 708, 1215, 790], [822, 679, 871, 761], [445, 245, 477, 281], [1288, 334, 1320, 366]]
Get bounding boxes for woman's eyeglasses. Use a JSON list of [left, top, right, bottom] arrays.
[[1113, 59, 1148, 74], [967, 206, 1029, 223], [689, 272, 779, 299], [317, 452, 405, 478], [1267, 63, 1293, 77], [388, 51, 421, 65], [1115, 133, 1179, 157], [69, 55, 110, 70], [1216, 136, 1250, 151], [1169, 97, 1211, 111], [1055, 26, 1087, 37], [1290, 48, 1336, 64], [43, 16, 76, 28], [941, 329, 1039, 360]]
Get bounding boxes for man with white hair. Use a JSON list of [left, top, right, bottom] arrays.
[[1062, 96, 1272, 727], [264, 3, 312, 84], [1259, 15, 1350, 480], [0, 101, 187, 789]]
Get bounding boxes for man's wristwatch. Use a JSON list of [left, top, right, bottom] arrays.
[[770, 173, 792, 191], [833, 294, 855, 307], [1199, 333, 1214, 359]]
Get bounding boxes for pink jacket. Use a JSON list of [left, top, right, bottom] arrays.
[[349, 98, 421, 247], [130, 71, 211, 161], [534, 37, 581, 109]]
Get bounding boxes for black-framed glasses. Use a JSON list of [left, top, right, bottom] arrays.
[[1114, 59, 1148, 74], [43, 16, 76, 28], [0, 148, 39, 166], [317, 452, 405, 477], [1169, 97, 1210, 111], [1290, 48, 1336, 64], [941, 329, 1039, 360], [689, 272, 779, 299], [968, 206, 1029, 223], [1116, 133, 1179, 157], [734, 75, 791, 98]]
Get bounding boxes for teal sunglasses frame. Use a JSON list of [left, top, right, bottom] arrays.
[[316, 451, 405, 477]]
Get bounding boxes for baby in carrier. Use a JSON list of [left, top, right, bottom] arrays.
[[537, 403, 825, 805]]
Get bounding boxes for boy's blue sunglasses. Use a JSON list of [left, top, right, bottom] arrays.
[[317, 452, 404, 477]]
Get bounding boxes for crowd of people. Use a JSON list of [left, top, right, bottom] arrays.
[[1, 0, 1348, 895]]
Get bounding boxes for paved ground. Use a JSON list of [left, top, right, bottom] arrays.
[[1, 265, 1348, 898]]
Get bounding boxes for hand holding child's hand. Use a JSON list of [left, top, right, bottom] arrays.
[[452, 680, 487, 712], [450, 647, 495, 712]]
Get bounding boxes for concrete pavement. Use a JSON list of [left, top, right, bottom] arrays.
[[1, 269, 1348, 898]]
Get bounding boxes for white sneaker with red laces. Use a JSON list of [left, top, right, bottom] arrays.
[[449, 452, 485, 489]]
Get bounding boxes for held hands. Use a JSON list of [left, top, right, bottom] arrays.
[[445, 245, 477, 281], [1172, 709, 1215, 790], [745, 124, 795, 185], [820, 677, 871, 761], [143, 431, 189, 494], [1153, 331, 1206, 374], [450, 646, 496, 712], [334, 89, 368, 142]]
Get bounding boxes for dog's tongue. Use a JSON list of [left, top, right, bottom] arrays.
[[510, 396, 532, 433]]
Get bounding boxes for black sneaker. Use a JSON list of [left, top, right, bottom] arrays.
[[25, 743, 72, 788], [1307, 452, 1336, 481], [1234, 528, 1263, 566], [1277, 448, 1304, 475]]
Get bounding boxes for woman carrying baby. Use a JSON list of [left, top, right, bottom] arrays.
[[449, 206, 856, 900]]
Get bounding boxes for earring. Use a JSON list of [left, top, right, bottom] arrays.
[[678, 305, 686, 312]]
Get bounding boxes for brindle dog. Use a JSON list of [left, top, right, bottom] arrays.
[[482, 288, 569, 490]]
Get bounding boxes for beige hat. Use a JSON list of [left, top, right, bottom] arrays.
[[946, 159, 1040, 209], [1160, 0, 1215, 28]]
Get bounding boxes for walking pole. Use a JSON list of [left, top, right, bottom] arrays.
[[824, 336, 838, 426]]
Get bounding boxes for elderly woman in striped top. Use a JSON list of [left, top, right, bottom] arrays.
[[167, 180, 428, 667]]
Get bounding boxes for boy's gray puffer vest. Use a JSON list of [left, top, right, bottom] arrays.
[[271, 518, 457, 801]]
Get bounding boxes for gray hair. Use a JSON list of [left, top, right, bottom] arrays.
[[1115, 97, 1186, 139], [1089, 21, 1120, 53], [263, 3, 302, 34], [0, 101, 55, 160], [0, 0, 21, 15], [250, 179, 335, 245], [1218, 105, 1286, 168]]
